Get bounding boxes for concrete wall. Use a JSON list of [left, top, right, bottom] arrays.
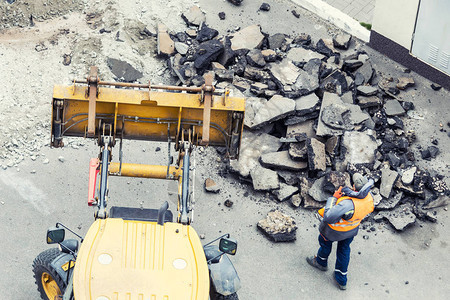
[[371, 0, 420, 49]]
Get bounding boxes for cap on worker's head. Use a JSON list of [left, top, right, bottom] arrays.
[[353, 173, 368, 191]]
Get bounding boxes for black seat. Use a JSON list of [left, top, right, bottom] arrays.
[[109, 206, 173, 223]]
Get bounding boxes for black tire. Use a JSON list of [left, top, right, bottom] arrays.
[[33, 248, 65, 300], [212, 292, 239, 300]]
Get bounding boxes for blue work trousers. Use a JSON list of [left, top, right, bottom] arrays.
[[316, 234, 354, 286]]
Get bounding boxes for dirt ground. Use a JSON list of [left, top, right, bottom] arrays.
[[0, 0, 449, 299]]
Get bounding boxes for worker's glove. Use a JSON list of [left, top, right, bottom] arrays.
[[333, 186, 343, 198]]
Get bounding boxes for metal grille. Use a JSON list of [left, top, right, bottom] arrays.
[[428, 44, 439, 63], [439, 51, 449, 69]]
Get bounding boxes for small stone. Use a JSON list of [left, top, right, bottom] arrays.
[[43, 158, 50, 164], [218, 12, 226, 20], [199, 234, 206, 239], [174, 42, 189, 55], [291, 10, 300, 18], [396, 77, 415, 90], [401, 167, 416, 185], [384, 100, 406, 117], [205, 178, 220, 193], [431, 83, 442, 91], [227, 0, 243, 5], [63, 54, 71, 66], [30, 170, 36, 174], [257, 210, 297, 242], [155, 147, 161, 152], [290, 193, 302, 207], [58, 156, 65, 163], [224, 199, 234, 207], [260, 3, 270, 11], [333, 34, 352, 50]]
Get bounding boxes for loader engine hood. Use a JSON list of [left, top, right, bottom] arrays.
[[73, 219, 209, 300]]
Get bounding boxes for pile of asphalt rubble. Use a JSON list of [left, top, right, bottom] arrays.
[[151, 5, 449, 242]]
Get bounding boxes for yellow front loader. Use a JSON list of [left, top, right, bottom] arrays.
[[32, 67, 245, 300]]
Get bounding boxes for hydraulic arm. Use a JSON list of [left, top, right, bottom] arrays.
[[51, 67, 245, 224]]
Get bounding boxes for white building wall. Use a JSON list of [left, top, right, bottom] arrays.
[[372, 0, 420, 49]]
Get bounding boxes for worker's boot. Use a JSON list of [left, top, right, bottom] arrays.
[[334, 276, 347, 290], [306, 256, 328, 271]]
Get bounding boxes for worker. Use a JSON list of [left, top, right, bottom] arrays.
[[306, 173, 374, 290]]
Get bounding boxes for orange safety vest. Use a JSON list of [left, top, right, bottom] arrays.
[[318, 194, 374, 232]]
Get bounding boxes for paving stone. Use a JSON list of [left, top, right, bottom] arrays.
[[229, 131, 281, 177], [277, 170, 300, 185], [289, 142, 307, 160], [251, 164, 279, 191], [194, 40, 224, 69], [376, 192, 403, 210], [287, 120, 316, 139], [423, 195, 448, 209], [269, 60, 300, 86], [295, 93, 319, 116], [380, 168, 399, 198], [384, 100, 406, 117], [284, 113, 319, 126], [315, 39, 335, 57], [246, 49, 266, 68], [292, 33, 311, 46], [272, 183, 299, 202], [250, 82, 269, 96], [261, 49, 277, 62], [181, 5, 205, 26], [343, 59, 363, 72], [357, 96, 381, 108], [247, 95, 296, 129], [196, 23, 218, 42], [316, 92, 345, 136], [231, 24, 264, 50], [320, 69, 348, 95], [357, 85, 378, 96], [157, 23, 175, 56], [401, 167, 416, 185], [268, 33, 286, 50], [308, 176, 332, 202], [383, 204, 416, 231], [257, 210, 297, 242], [286, 47, 324, 63], [333, 33, 352, 49], [306, 138, 326, 171], [260, 151, 307, 171], [205, 178, 220, 193], [107, 58, 143, 82], [323, 171, 351, 194], [340, 131, 377, 166]]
